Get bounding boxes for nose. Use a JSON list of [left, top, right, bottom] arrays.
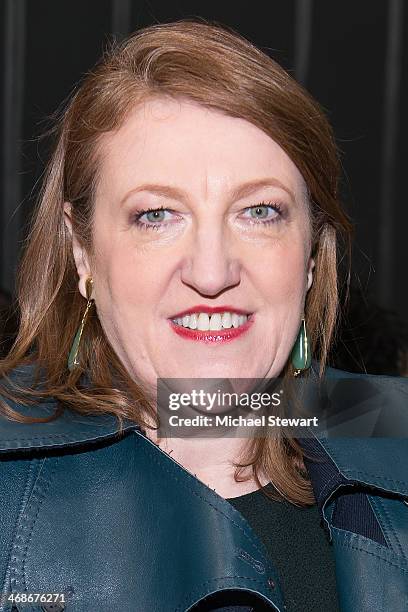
[[180, 223, 241, 296]]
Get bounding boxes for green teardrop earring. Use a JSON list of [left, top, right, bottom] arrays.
[[291, 316, 312, 377], [68, 277, 94, 372]]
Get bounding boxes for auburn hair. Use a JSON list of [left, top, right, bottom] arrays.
[[0, 18, 352, 505]]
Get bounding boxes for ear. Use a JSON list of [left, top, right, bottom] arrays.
[[64, 202, 92, 299], [306, 257, 315, 292]]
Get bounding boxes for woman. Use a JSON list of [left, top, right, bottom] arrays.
[[0, 19, 407, 612]]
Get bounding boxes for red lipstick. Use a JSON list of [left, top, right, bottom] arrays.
[[168, 310, 254, 344]]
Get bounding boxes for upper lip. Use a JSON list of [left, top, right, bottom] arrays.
[[169, 305, 252, 319]]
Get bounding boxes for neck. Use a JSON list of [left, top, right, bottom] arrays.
[[144, 428, 269, 498]]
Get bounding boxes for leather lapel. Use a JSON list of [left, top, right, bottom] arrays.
[[6, 428, 283, 611]]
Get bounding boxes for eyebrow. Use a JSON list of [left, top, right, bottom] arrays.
[[120, 178, 296, 207]]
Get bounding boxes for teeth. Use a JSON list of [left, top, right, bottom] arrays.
[[209, 313, 222, 330], [197, 313, 210, 330], [221, 312, 232, 328], [173, 312, 249, 331], [189, 313, 198, 329]]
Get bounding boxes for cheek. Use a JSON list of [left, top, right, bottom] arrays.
[[255, 238, 308, 304], [91, 234, 166, 321]]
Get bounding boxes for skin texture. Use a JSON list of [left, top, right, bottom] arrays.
[[65, 98, 315, 497]]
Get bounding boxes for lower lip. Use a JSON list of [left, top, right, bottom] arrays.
[[168, 315, 254, 343]]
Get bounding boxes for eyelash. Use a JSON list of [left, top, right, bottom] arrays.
[[132, 201, 283, 231]]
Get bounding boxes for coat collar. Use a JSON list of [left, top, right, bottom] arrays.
[[0, 363, 139, 451], [305, 363, 408, 497], [1, 363, 407, 497]]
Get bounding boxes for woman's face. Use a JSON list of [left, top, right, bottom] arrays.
[[67, 98, 314, 388]]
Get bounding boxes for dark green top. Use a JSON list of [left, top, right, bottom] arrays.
[[226, 483, 340, 612]]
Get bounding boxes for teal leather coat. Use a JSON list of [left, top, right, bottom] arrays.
[[0, 365, 407, 611]]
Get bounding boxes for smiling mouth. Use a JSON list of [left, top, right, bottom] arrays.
[[168, 312, 254, 343], [171, 311, 251, 331]]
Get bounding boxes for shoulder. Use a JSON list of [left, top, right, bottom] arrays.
[[0, 363, 139, 454], [305, 366, 408, 607], [314, 359, 408, 384], [304, 361, 408, 496]]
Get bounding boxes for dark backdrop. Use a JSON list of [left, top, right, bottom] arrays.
[[1, 0, 407, 324]]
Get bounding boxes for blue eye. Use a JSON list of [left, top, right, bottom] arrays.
[[133, 206, 174, 230], [145, 209, 167, 222], [242, 202, 283, 225]]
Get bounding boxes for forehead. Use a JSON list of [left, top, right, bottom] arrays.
[[95, 97, 307, 200]]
